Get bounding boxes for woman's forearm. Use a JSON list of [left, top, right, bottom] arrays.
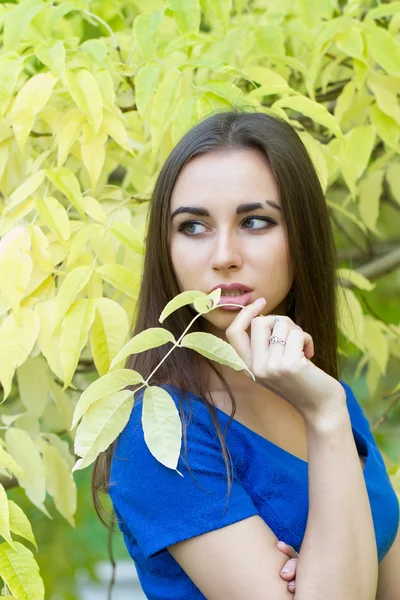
[[294, 404, 378, 600]]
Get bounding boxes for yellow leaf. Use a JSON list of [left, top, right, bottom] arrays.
[[37, 439, 76, 527], [0, 308, 40, 401], [364, 22, 400, 78], [55, 265, 93, 328], [0, 541, 44, 600], [88, 227, 116, 265], [142, 386, 182, 471], [368, 73, 400, 126], [45, 167, 85, 217], [102, 111, 131, 152], [298, 131, 328, 193], [109, 327, 176, 372], [35, 195, 71, 242], [363, 316, 389, 376], [159, 289, 207, 323], [60, 298, 96, 390], [36, 301, 65, 383], [358, 170, 383, 233], [4, 170, 46, 215], [0, 446, 25, 481], [326, 198, 367, 234], [337, 287, 365, 352], [336, 26, 364, 59], [150, 69, 182, 159], [83, 196, 107, 224], [48, 379, 74, 431], [133, 10, 163, 62], [35, 40, 66, 79], [0, 59, 23, 117], [171, 96, 197, 146], [242, 66, 291, 93], [66, 224, 103, 268], [3, 0, 46, 51], [369, 103, 399, 150], [95, 263, 140, 298], [0, 484, 15, 549], [8, 500, 37, 549], [135, 63, 163, 120], [90, 298, 130, 376], [29, 225, 53, 272], [334, 81, 356, 125], [341, 125, 375, 197], [109, 222, 144, 254], [72, 368, 144, 429], [16, 356, 50, 418], [273, 95, 343, 138], [337, 268, 375, 292], [93, 70, 116, 112], [168, 0, 201, 34], [56, 108, 86, 167], [0, 248, 33, 314], [73, 390, 134, 470], [180, 331, 252, 376], [5, 429, 48, 514], [11, 73, 57, 152], [81, 125, 107, 189], [386, 163, 400, 204], [65, 69, 103, 134]]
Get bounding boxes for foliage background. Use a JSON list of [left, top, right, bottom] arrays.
[[0, 0, 399, 597]]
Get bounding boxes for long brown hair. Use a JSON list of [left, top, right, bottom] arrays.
[[92, 106, 342, 526]]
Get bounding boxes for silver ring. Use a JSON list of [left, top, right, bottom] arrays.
[[269, 335, 286, 346], [270, 314, 279, 324]]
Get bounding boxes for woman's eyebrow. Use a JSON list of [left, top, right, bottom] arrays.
[[170, 200, 281, 220]]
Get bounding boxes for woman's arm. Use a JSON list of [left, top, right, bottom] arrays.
[[294, 405, 379, 600], [376, 524, 400, 600]]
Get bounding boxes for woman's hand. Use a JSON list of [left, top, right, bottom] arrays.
[[225, 297, 346, 425], [277, 541, 298, 594]]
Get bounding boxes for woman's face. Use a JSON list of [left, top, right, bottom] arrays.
[[168, 148, 294, 342]]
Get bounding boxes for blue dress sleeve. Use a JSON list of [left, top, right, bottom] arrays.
[[340, 380, 394, 479], [109, 386, 259, 560]]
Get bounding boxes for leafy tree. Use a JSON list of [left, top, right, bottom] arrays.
[[0, 0, 399, 597]]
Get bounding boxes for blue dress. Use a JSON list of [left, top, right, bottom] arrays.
[[109, 380, 400, 600]]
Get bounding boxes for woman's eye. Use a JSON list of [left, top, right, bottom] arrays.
[[177, 217, 276, 236]]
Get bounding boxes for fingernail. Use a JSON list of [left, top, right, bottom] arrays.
[[255, 297, 265, 305], [281, 568, 290, 574]]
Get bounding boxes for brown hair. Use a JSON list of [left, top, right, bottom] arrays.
[[92, 106, 342, 527]]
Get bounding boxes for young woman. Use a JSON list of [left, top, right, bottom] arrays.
[[93, 109, 399, 599]]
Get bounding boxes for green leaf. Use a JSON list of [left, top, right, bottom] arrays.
[[8, 500, 37, 550], [135, 63, 163, 120], [60, 298, 96, 390], [35, 196, 71, 242], [358, 170, 383, 233], [369, 104, 399, 150], [367, 74, 400, 127], [273, 95, 342, 138], [150, 69, 182, 158], [3, 0, 46, 51], [11, 73, 57, 152], [363, 316, 389, 376], [95, 263, 141, 299], [133, 10, 163, 62], [337, 268, 375, 291], [73, 390, 134, 470], [55, 265, 93, 328], [167, 0, 201, 35], [5, 170, 45, 215], [109, 328, 176, 372], [35, 40, 66, 79], [142, 386, 183, 472], [0, 541, 44, 600], [109, 222, 144, 254], [45, 167, 85, 217], [180, 332, 253, 377], [336, 26, 364, 59], [65, 69, 103, 134], [364, 22, 400, 78], [0, 484, 15, 550], [341, 125, 376, 197], [71, 368, 144, 429], [386, 163, 400, 204], [159, 289, 206, 323], [337, 287, 365, 352], [90, 298, 130, 376]]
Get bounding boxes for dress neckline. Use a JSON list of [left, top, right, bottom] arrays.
[[163, 384, 369, 472]]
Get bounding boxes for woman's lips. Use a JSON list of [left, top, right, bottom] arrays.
[[217, 291, 253, 310]]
